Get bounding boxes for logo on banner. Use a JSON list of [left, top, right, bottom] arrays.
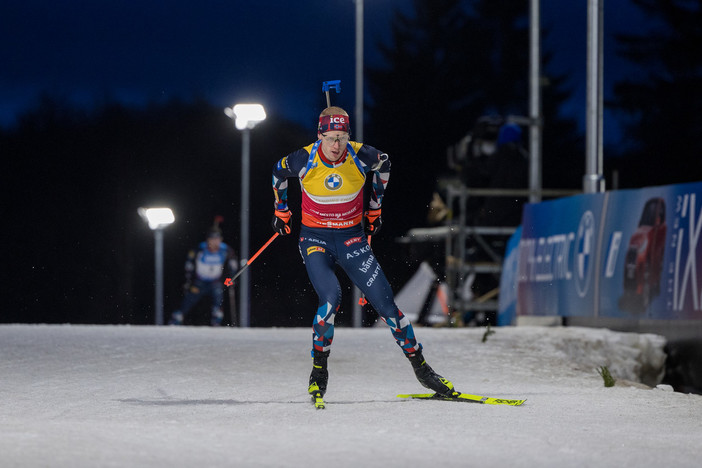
[[575, 211, 595, 298], [673, 192, 702, 311]]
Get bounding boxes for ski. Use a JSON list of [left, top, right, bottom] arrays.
[[397, 391, 526, 406], [308, 383, 326, 409]]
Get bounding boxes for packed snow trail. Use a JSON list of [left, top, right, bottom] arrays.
[[1, 325, 700, 468]]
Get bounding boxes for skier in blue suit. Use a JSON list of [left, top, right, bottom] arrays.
[[169, 227, 238, 326]]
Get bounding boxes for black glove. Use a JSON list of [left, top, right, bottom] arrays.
[[272, 209, 292, 235], [364, 209, 382, 236]]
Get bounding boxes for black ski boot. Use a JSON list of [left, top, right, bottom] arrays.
[[308, 350, 330, 397], [407, 351, 454, 396]]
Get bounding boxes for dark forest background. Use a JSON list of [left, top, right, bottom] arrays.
[[2, 0, 701, 326]]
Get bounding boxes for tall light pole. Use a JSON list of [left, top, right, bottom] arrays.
[[355, 0, 364, 143], [529, 0, 542, 203], [351, 0, 365, 328], [224, 103, 266, 328], [584, 0, 605, 193], [138, 207, 175, 325]]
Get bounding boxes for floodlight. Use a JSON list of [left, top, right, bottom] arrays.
[[138, 207, 175, 230], [224, 103, 267, 130]]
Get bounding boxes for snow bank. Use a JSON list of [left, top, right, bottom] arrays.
[[1, 324, 696, 468], [538, 326, 667, 386]]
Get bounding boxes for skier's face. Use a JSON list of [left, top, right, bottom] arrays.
[[207, 236, 221, 252], [318, 131, 349, 162]]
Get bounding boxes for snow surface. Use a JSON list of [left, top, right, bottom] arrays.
[[1, 324, 701, 467]]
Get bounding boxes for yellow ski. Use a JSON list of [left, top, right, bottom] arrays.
[[397, 391, 525, 406]]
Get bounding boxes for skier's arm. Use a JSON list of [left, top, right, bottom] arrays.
[[357, 144, 390, 210], [183, 249, 196, 289], [271, 148, 308, 211]]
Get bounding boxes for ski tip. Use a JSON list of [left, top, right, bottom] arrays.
[[397, 392, 527, 406], [496, 399, 526, 406]]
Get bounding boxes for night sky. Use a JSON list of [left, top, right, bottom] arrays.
[[1, 0, 649, 142], [1, 0, 655, 326]]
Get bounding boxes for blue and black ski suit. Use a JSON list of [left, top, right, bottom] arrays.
[[272, 139, 422, 356]]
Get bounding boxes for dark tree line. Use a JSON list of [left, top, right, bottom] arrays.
[[2, 96, 318, 326], [363, 0, 582, 291], [608, 0, 702, 187], [366, 0, 581, 233], [2, 0, 700, 325]]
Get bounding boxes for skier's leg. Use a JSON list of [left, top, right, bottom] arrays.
[[169, 283, 203, 325], [299, 232, 341, 353], [340, 236, 454, 395], [209, 281, 224, 326], [338, 236, 421, 354], [299, 230, 340, 396]]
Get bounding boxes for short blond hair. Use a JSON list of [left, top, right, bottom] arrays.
[[320, 106, 348, 118]]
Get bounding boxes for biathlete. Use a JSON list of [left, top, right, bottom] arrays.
[[270, 106, 454, 400], [169, 227, 237, 326]]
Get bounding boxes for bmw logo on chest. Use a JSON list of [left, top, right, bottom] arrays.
[[324, 173, 343, 191]]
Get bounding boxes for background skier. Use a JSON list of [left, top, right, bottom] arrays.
[[169, 225, 238, 326]]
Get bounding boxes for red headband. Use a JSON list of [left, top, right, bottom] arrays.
[[318, 114, 350, 133]]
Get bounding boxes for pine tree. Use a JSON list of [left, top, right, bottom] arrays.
[[366, 0, 477, 235], [366, 0, 581, 237], [609, 0, 702, 187]]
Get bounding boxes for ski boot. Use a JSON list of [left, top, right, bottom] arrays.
[[308, 350, 330, 397], [407, 351, 454, 396], [211, 308, 224, 326]]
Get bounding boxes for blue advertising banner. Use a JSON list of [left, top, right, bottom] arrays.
[[498, 225, 521, 326], [517, 192, 606, 317], [513, 181, 702, 320], [600, 182, 702, 319]]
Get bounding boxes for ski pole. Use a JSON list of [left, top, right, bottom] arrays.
[[224, 232, 280, 287]]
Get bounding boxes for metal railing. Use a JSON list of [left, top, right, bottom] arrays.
[[396, 185, 580, 324]]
